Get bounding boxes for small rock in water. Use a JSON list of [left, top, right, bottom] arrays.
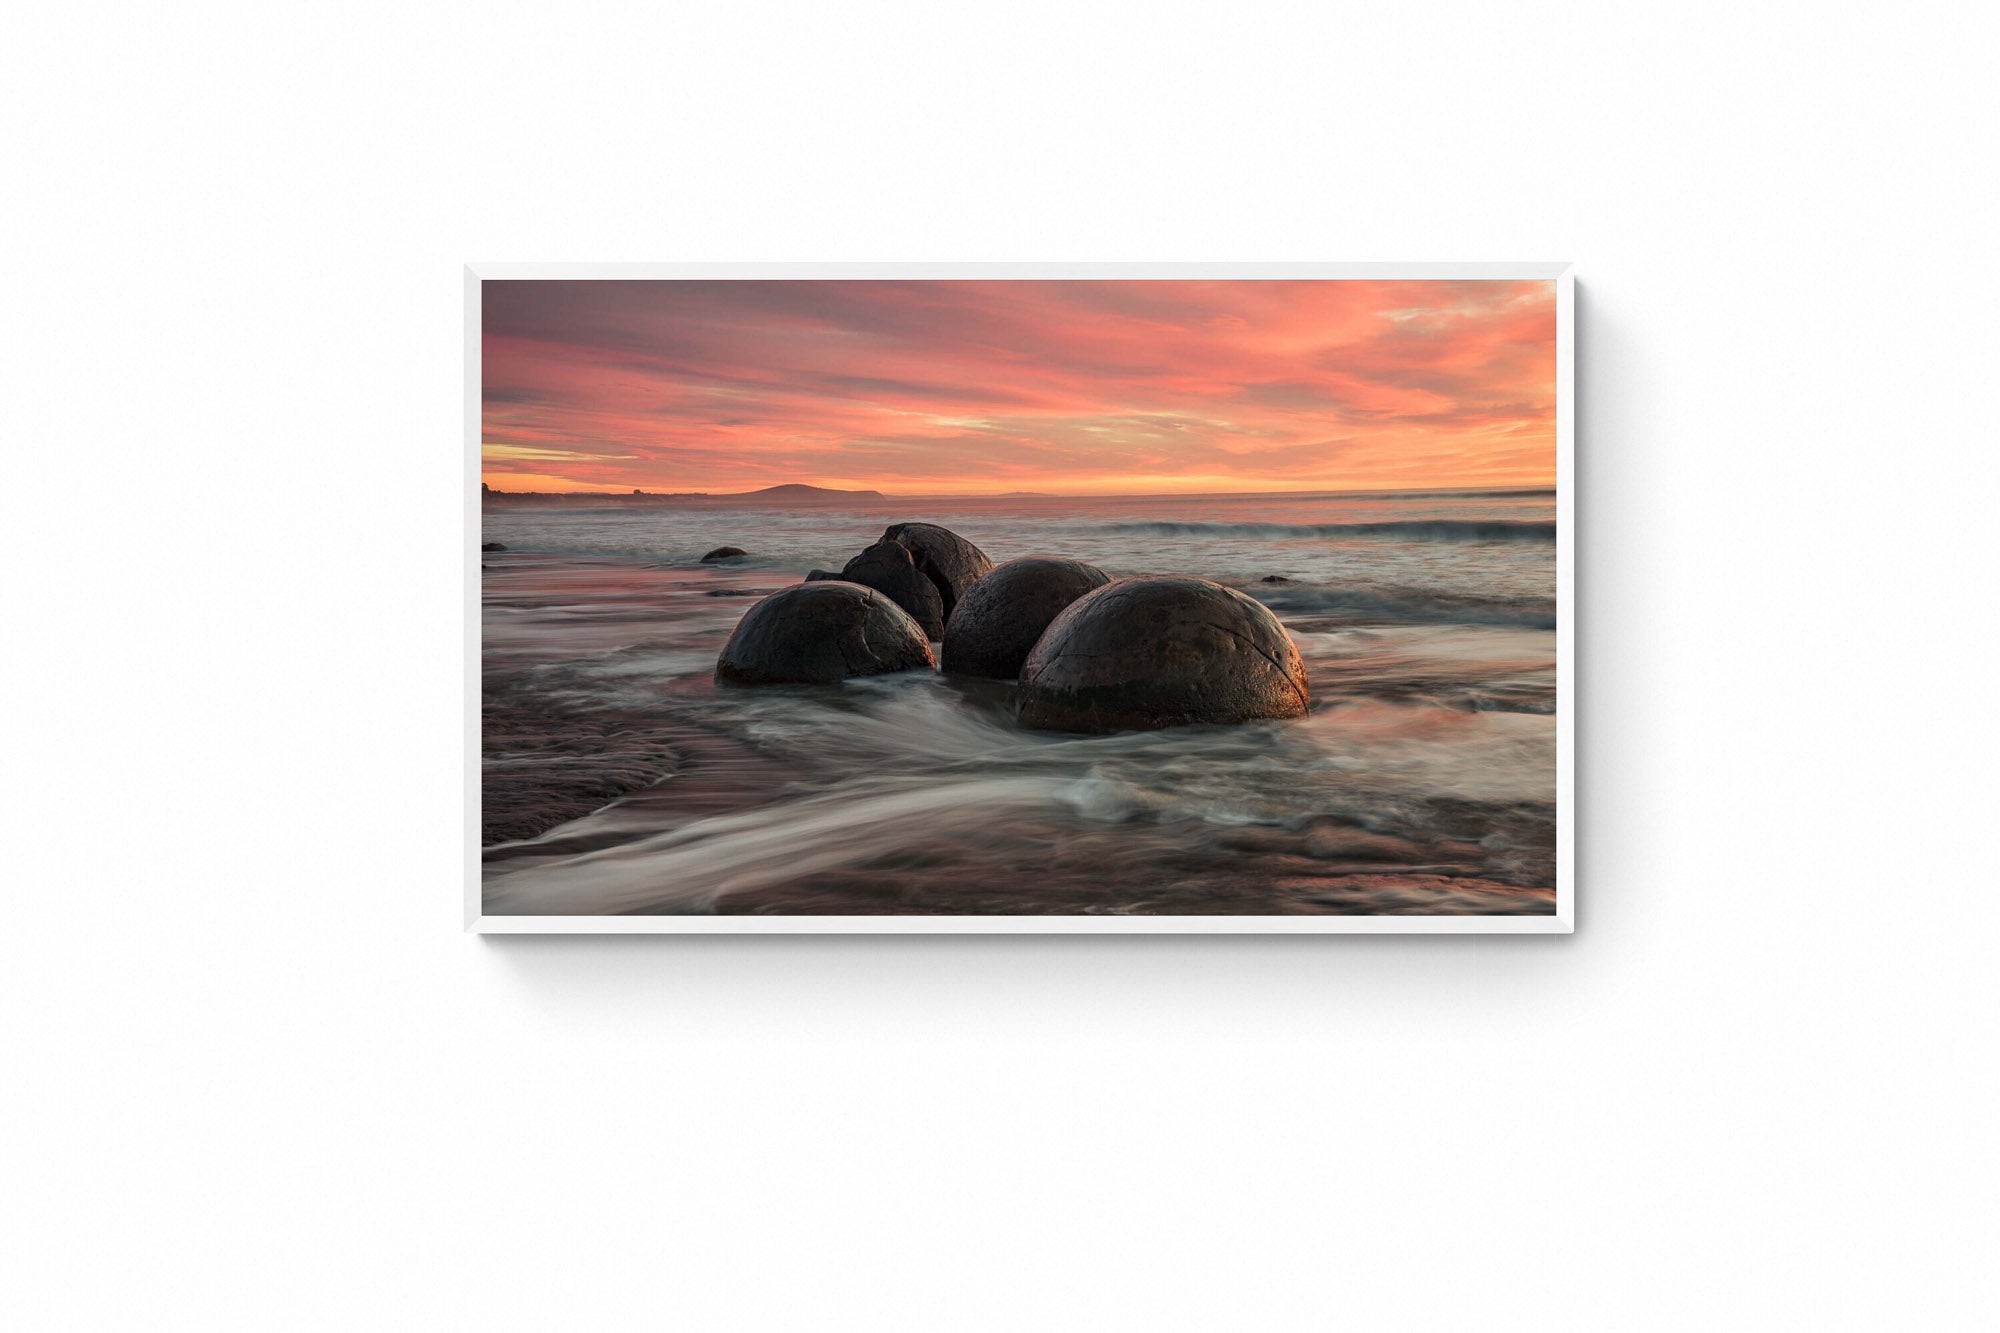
[[1018, 576, 1310, 733], [701, 546, 749, 563], [715, 581, 934, 685], [839, 540, 946, 638], [1260, 574, 1293, 585], [943, 556, 1111, 680], [482, 541, 507, 552], [804, 569, 844, 582]]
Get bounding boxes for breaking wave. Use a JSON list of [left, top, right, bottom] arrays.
[[1106, 520, 1556, 543], [1253, 583, 1557, 629]]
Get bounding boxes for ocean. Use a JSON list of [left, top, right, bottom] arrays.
[[480, 489, 1559, 915]]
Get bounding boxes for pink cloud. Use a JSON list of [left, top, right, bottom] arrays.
[[481, 279, 1555, 494]]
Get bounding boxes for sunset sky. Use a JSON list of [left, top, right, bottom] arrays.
[[481, 279, 1555, 496]]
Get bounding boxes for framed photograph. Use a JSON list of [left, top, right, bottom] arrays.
[[469, 264, 1573, 932]]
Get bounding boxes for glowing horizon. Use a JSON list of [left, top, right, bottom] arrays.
[[481, 280, 1556, 496]]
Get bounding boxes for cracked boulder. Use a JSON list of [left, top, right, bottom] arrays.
[[880, 523, 993, 622], [839, 540, 947, 637], [715, 582, 934, 686], [833, 523, 993, 638], [1017, 576, 1309, 732], [942, 556, 1111, 681]]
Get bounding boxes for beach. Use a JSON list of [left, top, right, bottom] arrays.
[[481, 488, 1557, 915]]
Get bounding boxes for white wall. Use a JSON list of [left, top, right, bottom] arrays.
[[5, 2, 1996, 1329]]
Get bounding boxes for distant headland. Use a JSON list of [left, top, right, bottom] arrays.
[[482, 482, 887, 508]]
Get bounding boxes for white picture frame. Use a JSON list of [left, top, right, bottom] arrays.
[[465, 262, 1574, 933]]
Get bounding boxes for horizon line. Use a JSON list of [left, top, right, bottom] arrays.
[[480, 482, 1556, 501]]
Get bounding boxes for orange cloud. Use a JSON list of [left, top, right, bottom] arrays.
[[481, 279, 1555, 495]]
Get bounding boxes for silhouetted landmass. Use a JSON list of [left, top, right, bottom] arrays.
[[742, 483, 885, 501], [482, 482, 887, 508]]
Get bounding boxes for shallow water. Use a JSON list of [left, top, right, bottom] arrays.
[[481, 490, 1557, 915]]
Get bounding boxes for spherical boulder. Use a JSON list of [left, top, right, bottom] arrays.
[[715, 582, 934, 686], [880, 522, 993, 620], [839, 540, 946, 638], [1017, 577, 1309, 732], [803, 568, 843, 582], [942, 556, 1111, 680], [701, 545, 748, 562]]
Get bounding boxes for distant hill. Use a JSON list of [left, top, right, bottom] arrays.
[[482, 481, 886, 508], [726, 483, 885, 504]]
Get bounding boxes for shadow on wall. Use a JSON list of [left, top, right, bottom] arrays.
[[475, 931, 1585, 1037]]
